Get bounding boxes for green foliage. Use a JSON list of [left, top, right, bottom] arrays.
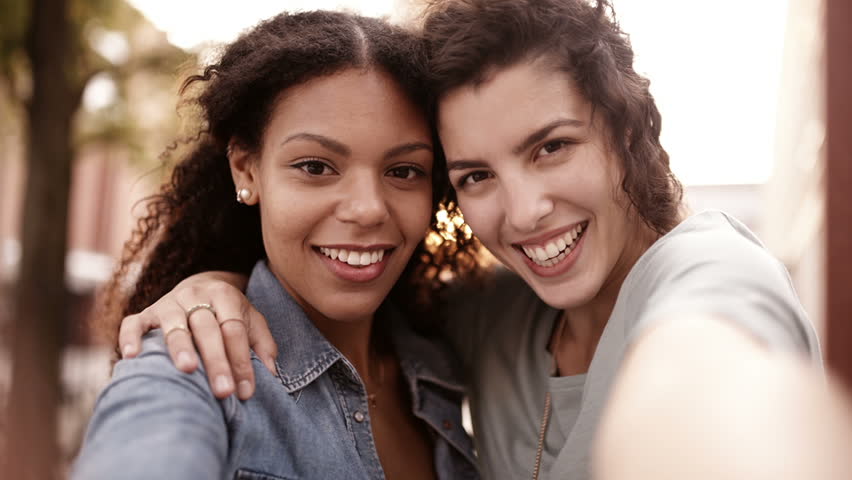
[[0, 0, 29, 71], [0, 0, 196, 169]]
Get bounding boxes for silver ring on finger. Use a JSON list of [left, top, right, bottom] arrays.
[[218, 317, 249, 334], [165, 324, 190, 339]]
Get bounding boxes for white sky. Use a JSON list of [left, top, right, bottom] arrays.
[[127, 0, 790, 186]]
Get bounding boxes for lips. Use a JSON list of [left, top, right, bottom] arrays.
[[318, 247, 386, 267], [512, 221, 589, 277], [516, 222, 588, 267], [313, 245, 395, 283]]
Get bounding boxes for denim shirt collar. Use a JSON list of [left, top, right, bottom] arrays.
[[245, 260, 464, 394]]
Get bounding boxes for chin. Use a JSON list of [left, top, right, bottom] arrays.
[[317, 295, 385, 323], [528, 277, 598, 311]]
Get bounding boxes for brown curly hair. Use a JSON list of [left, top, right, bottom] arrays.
[[422, 0, 684, 235], [100, 10, 481, 347]]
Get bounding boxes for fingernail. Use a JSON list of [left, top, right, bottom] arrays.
[[122, 344, 134, 357], [237, 380, 253, 399], [176, 351, 193, 370], [215, 375, 233, 395]]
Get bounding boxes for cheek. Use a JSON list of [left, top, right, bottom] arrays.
[[456, 195, 501, 244], [395, 191, 433, 240], [257, 187, 321, 251]]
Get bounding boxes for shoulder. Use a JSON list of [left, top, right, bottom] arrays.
[[105, 330, 232, 408], [632, 211, 787, 286], [443, 267, 543, 325], [623, 211, 820, 358], [438, 267, 551, 372]]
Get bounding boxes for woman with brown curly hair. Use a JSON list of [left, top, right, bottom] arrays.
[[116, 1, 846, 479], [71, 10, 479, 480]]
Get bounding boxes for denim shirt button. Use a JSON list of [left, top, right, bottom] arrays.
[[353, 411, 366, 423], [442, 420, 453, 430]]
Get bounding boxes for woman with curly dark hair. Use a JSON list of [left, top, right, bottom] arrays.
[[72, 10, 479, 480], [116, 1, 842, 479]]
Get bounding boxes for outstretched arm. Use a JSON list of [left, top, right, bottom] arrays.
[[594, 315, 852, 480], [118, 270, 277, 400]]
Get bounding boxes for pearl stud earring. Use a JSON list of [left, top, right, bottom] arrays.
[[236, 188, 252, 204]]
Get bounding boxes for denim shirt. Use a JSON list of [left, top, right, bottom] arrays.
[[73, 261, 479, 480]]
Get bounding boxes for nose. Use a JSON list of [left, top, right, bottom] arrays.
[[335, 173, 390, 228], [502, 177, 554, 233]]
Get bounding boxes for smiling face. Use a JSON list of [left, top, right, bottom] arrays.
[[439, 60, 655, 311], [231, 68, 433, 323]]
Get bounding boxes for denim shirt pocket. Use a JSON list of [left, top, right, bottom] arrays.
[[235, 468, 299, 480]]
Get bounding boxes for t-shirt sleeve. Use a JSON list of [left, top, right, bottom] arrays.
[[628, 213, 820, 361]]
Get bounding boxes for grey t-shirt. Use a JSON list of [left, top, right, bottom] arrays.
[[443, 211, 821, 480]]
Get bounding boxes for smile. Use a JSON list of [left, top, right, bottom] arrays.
[[517, 221, 588, 268], [318, 247, 387, 267], [313, 244, 395, 284]]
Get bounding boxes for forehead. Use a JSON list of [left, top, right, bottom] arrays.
[[437, 61, 592, 156], [264, 68, 429, 147]]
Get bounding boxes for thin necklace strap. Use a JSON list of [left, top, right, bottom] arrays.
[[367, 354, 385, 409], [532, 391, 553, 480], [532, 315, 566, 479]]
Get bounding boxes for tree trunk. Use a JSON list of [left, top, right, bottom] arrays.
[[4, 0, 74, 478]]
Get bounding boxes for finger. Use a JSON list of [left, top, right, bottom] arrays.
[[158, 301, 200, 373], [118, 312, 154, 358], [186, 306, 235, 398], [246, 307, 278, 374], [219, 318, 255, 400], [201, 284, 260, 397]]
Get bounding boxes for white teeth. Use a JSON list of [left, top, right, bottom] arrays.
[[320, 247, 387, 267], [520, 222, 587, 266], [347, 251, 360, 266], [545, 243, 559, 258]]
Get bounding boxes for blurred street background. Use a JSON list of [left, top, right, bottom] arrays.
[[1, 0, 850, 478]]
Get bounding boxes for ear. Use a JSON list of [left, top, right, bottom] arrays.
[[228, 141, 260, 205]]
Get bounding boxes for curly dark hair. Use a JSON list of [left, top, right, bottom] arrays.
[[100, 10, 481, 347], [422, 0, 683, 235]]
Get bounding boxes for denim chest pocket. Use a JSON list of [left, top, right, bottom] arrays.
[[235, 468, 299, 480]]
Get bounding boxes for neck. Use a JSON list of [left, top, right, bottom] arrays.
[[269, 268, 383, 384], [561, 219, 661, 355], [313, 311, 378, 382]]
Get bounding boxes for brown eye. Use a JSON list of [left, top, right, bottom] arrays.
[[536, 140, 569, 157], [459, 171, 492, 187], [293, 160, 335, 176], [387, 166, 425, 180]]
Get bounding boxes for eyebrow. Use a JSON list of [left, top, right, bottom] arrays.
[[447, 118, 585, 171], [511, 118, 585, 155], [383, 142, 433, 161], [281, 134, 431, 160], [281, 133, 350, 156]]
